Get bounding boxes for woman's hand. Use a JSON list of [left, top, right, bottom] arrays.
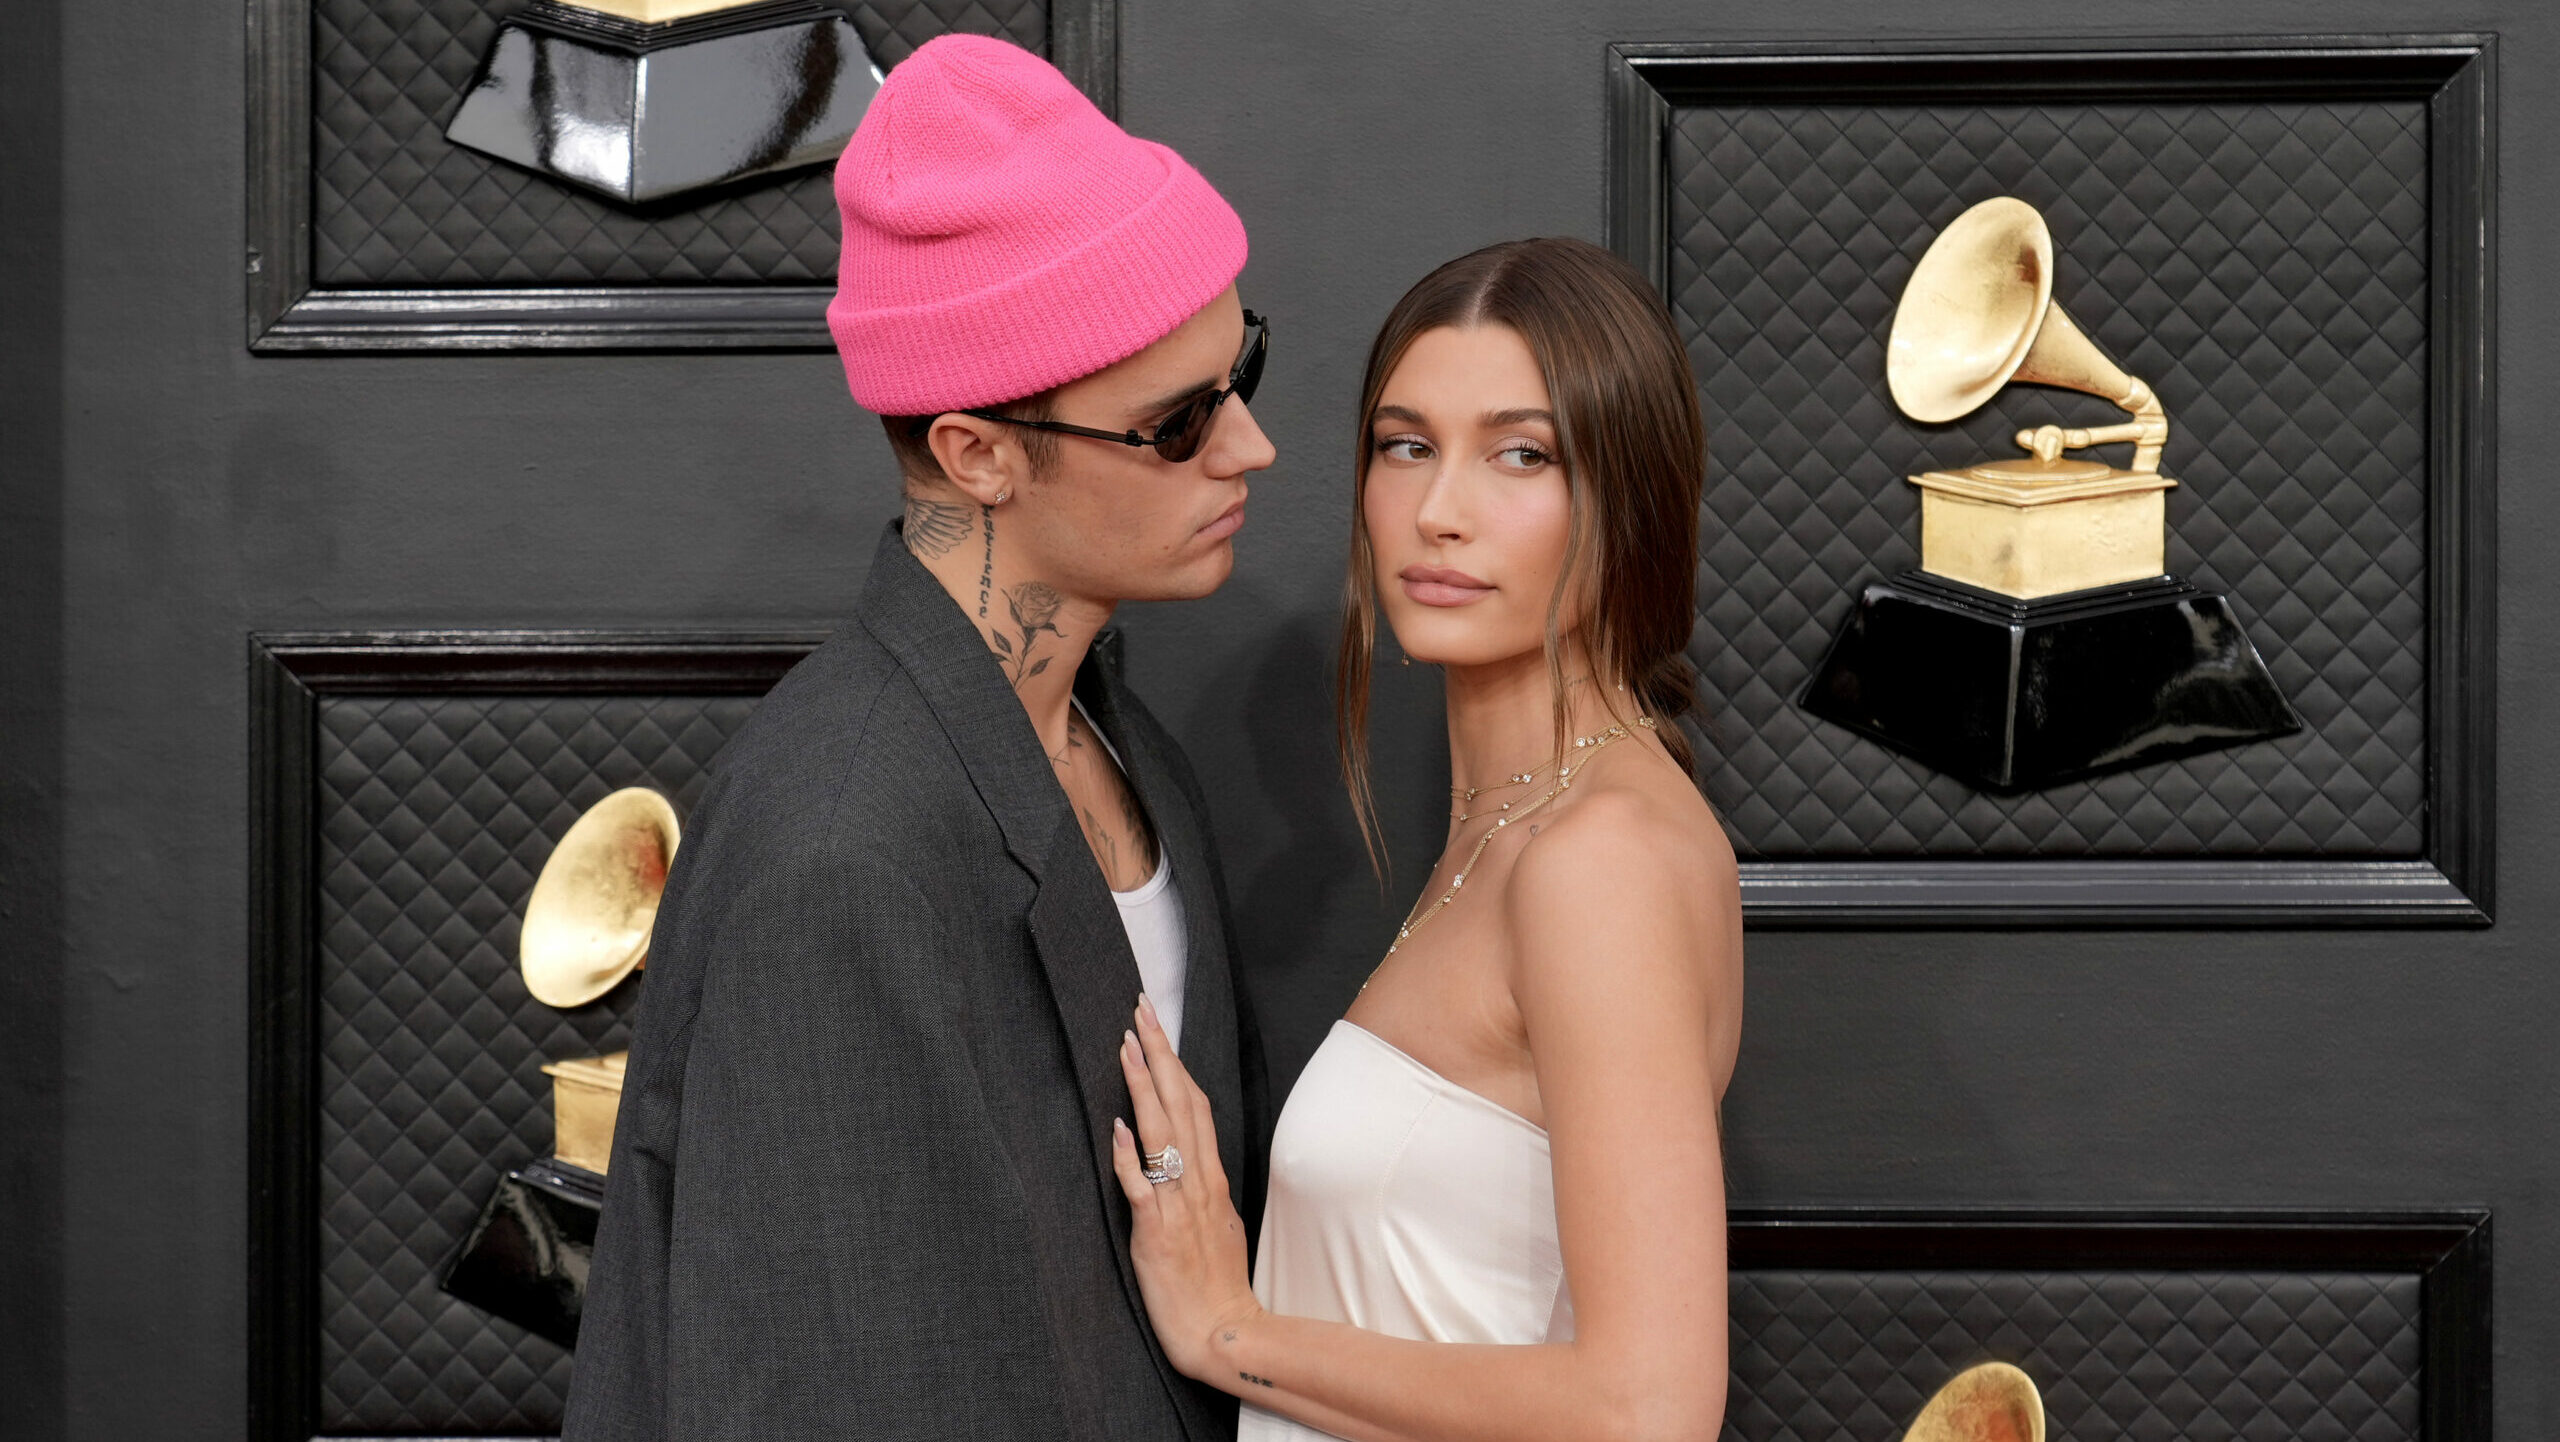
[[1110, 992, 1265, 1383]]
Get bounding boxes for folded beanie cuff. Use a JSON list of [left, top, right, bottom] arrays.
[[830, 143, 1248, 416]]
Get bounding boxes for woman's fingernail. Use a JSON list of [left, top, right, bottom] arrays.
[[1124, 1029, 1141, 1056], [1113, 1117, 1130, 1142], [1139, 993, 1159, 1027]]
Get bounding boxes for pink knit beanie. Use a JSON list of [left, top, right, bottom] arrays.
[[828, 34, 1248, 416]]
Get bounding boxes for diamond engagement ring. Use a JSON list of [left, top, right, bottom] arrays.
[[1141, 1145, 1184, 1184]]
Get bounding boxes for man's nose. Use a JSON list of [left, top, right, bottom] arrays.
[[1207, 398, 1278, 476]]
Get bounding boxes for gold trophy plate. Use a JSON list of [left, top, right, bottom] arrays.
[[1912, 454, 2175, 599], [542, 1051, 629, 1175]]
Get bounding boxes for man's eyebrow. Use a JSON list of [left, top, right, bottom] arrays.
[[1371, 404, 1426, 424], [1134, 376, 1219, 419], [1484, 407, 1555, 427]]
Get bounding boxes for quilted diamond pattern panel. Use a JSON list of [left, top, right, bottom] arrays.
[[1669, 102, 2428, 855], [311, 0, 1046, 286], [316, 695, 759, 1432], [1727, 1270, 2421, 1442]]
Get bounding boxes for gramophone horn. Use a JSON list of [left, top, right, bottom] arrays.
[[520, 787, 680, 1009], [1902, 1361, 2045, 1442], [1888, 196, 2166, 471]]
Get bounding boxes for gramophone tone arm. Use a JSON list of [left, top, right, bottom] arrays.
[[2012, 376, 2170, 471], [2118, 375, 2169, 473], [2016, 421, 2151, 461]]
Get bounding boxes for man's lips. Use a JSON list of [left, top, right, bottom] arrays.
[[1198, 500, 1246, 541], [1399, 564, 1493, 607]]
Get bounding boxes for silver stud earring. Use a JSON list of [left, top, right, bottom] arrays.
[[993, 488, 1010, 505]]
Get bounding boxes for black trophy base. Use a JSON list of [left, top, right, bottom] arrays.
[[441, 1156, 606, 1349], [444, 0, 881, 206], [1800, 571, 2301, 793]]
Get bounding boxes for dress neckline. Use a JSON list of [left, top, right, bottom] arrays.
[[1334, 1020, 1548, 1141]]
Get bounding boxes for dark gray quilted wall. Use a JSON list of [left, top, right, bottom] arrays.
[[315, 694, 758, 1433], [1727, 1270, 2420, 1442], [1671, 101, 2429, 856], [311, 0, 1045, 286]]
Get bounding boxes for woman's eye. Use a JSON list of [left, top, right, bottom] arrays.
[[1374, 436, 1433, 463], [1497, 443, 1553, 470]]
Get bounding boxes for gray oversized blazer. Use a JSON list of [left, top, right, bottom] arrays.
[[563, 522, 1266, 1442]]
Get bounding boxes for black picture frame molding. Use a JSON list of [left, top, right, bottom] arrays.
[[1607, 36, 2497, 928], [1729, 1205, 2491, 1442], [245, 1, 1121, 353], [244, 631, 821, 1442]]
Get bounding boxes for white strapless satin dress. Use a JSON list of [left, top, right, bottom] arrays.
[[1237, 1020, 1573, 1441]]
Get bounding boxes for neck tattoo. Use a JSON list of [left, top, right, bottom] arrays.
[[903, 495, 974, 559], [975, 504, 995, 618], [1048, 715, 1086, 770], [995, 581, 1065, 689]]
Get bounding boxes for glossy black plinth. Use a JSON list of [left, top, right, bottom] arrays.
[[441, 1157, 604, 1348], [444, 0, 881, 206], [1800, 571, 2301, 792]]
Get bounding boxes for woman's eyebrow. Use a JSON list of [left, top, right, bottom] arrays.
[[1483, 406, 1554, 428], [1371, 404, 1427, 424]]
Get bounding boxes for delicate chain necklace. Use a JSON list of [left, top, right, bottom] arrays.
[[1449, 764, 1555, 822], [1451, 768, 1543, 804], [1445, 678, 1627, 816], [1363, 716, 1654, 988]]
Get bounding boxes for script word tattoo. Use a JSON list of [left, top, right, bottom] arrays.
[[976, 505, 996, 618], [903, 495, 975, 559], [992, 580, 1064, 688], [1239, 1372, 1276, 1389]]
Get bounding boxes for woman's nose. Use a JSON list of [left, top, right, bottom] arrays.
[[1410, 467, 1466, 542]]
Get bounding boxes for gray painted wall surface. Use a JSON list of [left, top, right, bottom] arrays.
[[4, 0, 68, 1434], [11, 0, 2556, 1435]]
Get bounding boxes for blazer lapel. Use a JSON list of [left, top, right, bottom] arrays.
[[1075, 644, 1245, 1189], [855, 525, 1203, 1431]]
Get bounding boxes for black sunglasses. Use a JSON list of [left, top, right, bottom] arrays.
[[913, 311, 1268, 465]]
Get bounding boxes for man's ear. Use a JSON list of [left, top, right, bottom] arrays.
[[925, 414, 1032, 507]]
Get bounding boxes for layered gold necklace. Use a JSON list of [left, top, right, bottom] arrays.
[[1368, 715, 1655, 980]]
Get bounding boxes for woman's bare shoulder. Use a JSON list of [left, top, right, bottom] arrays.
[[1501, 752, 1737, 976], [1514, 751, 1732, 888]]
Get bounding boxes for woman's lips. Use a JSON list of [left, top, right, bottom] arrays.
[[1399, 565, 1493, 607]]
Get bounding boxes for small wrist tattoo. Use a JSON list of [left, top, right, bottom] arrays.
[[1239, 1371, 1276, 1389]]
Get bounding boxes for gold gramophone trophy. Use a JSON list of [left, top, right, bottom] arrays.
[[442, 0, 883, 205], [1905, 1362, 2045, 1442], [440, 787, 678, 1347], [1800, 197, 2299, 791], [520, 785, 678, 1172]]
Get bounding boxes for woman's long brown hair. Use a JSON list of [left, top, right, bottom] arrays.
[[1336, 237, 1707, 873]]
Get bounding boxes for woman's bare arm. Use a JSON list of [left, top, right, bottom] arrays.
[[1113, 786, 1740, 1442]]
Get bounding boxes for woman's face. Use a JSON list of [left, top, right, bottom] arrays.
[[1364, 323, 1577, 668]]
